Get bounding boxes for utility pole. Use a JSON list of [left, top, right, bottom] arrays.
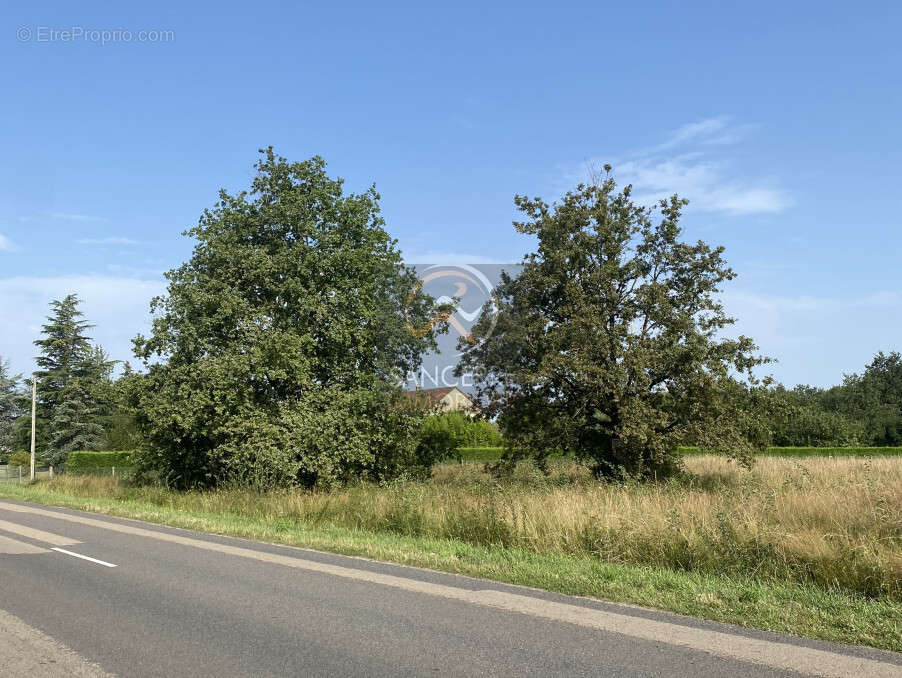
[[30, 376, 36, 481]]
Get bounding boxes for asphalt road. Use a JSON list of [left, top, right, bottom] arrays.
[[0, 499, 900, 678]]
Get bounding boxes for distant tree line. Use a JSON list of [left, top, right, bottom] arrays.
[[1, 151, 898, 485], [771, 352, 902, 447]]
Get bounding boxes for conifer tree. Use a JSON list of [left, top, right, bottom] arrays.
[[33, 294, 109, 462], [46, 378, 104, 465], [34, 294, 95, 406], [0, 357, 21, 457]]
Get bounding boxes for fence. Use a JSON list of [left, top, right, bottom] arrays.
[[0, 464, 134, 483], [0, 465, 52, 483], [64, 465, 135, 479]]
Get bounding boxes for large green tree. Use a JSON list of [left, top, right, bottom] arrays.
[[132, 149, 446, 488], [458, 170, 772, 477], [32, 294, 109, 462]]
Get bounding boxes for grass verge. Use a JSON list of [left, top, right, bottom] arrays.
[[0, 475, 899, 652]]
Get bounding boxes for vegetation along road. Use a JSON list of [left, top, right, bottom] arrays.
[[1, 498, 900, 677]]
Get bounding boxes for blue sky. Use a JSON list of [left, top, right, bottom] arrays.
[[1, 1, 900, 387]]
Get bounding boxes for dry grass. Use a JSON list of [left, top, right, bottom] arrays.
[[24, 455, 902, 598]]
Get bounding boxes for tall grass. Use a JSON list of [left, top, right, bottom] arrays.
[[37, 456, 902, 599]]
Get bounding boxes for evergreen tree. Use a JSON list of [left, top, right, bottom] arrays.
[[0, 357, 22, 457], [46, 379, 104, 465], [34, 294, 95, 408], [33, 294, 109, 463]]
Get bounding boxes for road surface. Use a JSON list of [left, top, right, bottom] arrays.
[[0, 499, 899, 677]]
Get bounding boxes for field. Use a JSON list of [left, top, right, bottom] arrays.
[[457, 445, 902, 462], [1, 455, 900, 650]]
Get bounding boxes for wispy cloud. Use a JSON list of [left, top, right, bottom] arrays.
[[51, 212, 107, 223], [582, 117, 790, 216], [648, 117, 734, 151], [0, 234, 15, 251], [76, 237, 143, 246]]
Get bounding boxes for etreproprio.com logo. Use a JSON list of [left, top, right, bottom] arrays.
[[404, 263, 520, 393]]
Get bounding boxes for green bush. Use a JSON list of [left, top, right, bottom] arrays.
[[418, 413, 503, 464], [6, 450, 31, 468], [66, 450, 134, 469], [678, 446, 902, 458], [456, 446, 505, 462], [134, 387, 430, 489]]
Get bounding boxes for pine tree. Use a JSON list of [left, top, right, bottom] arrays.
[[34, 294, 95, 409], [46, 379, 105, 465], [33, 294, 109, 463], [0, 357, 22, 457]]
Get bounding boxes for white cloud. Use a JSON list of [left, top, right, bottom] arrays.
[[0, 234, 14, 251], [0, 274, 166, 377], [582, 117, 790, 216], [76, 237, 143, 246], [650, 117, 731, 151], [51, 213, 106, 223]]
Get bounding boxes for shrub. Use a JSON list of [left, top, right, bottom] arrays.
[[418, 413, 503, 463], [456, 446, 505, 462], [770, 402, 864, 447], [6, 450, 31, 468], [134, 388, 430, 489]]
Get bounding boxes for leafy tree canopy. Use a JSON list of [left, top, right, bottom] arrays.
[[132, 149, 446, 488], [778, 352, 902, 447], [458, 169, 773, 477]]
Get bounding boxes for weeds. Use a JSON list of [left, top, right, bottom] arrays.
[[16, 456, 902, 598]]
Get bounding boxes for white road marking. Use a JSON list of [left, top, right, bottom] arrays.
[[0, 533, 49, 554], [50, 547, 117, 568], [0, 518, 80, 546], [3, 501, 900, 677]]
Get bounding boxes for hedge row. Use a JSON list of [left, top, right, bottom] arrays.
[[677, 446, 902, 458], [456, 446, 505, 462], [66, 450, 135, 469]]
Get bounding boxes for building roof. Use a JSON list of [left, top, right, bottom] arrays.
[[406, 386, 469, 402]]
